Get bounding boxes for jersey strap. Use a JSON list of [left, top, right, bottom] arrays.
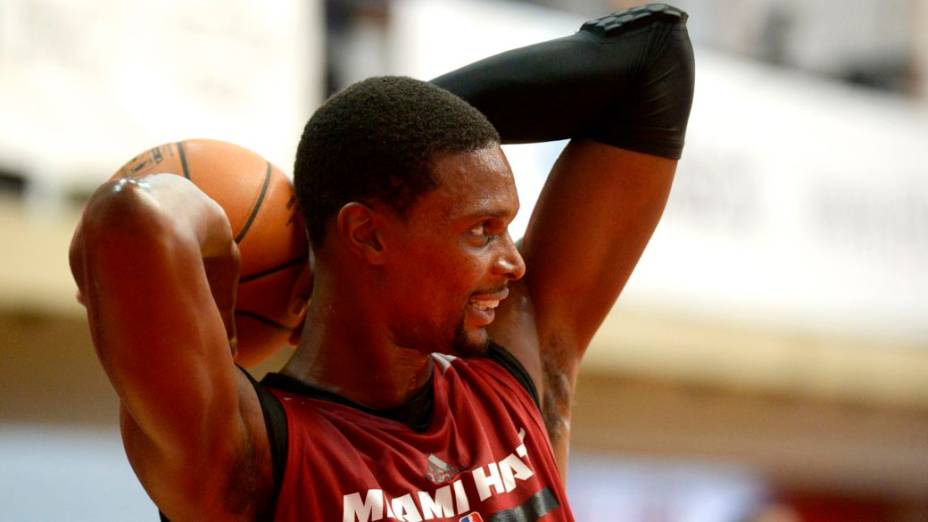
[[242, 367, 288, 518], [486, 342, 541, 409]]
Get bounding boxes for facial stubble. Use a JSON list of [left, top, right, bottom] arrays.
[[451, 316, 490, 357]]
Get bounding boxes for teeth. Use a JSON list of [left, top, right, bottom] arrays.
[[471, 299, 500, 310]]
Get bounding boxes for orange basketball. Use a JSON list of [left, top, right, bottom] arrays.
[[114, 139, 308, 367]]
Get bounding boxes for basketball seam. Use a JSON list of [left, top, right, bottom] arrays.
[[234, 162, 272, 244], [240, 255, 309, 284], [176, 141, 191, 180], [235, 310, 293, 331]]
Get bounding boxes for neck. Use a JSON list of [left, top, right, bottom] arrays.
[[281, 276, 434, 410]]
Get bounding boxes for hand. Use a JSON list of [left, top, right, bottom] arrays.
[[69, 211, 90, 310], [287, 251, 314, 346]]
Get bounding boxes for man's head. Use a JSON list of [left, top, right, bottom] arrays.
[[293, 77, 524, 356], [294, 76, 500, 249]]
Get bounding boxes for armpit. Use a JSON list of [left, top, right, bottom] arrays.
[[541, 347, 575, 445]]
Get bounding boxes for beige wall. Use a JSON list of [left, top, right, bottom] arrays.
[[4, 308, 927, 503], [2, 194, 926, 502]]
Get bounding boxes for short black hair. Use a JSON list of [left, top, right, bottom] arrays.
[[294, 76, 500, 248]]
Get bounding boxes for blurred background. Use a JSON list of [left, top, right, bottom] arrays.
[[1, 0, 926, 520]]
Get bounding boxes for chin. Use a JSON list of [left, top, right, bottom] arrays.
[[451, 323, 490, 357]]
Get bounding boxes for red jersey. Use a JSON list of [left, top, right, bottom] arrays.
[[258, 345, 574, 522]]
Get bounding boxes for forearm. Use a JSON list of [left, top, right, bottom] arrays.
[[432, 4, 694, 159]]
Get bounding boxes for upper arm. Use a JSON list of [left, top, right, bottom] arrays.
[[70, 178, 271, 518], [495, 140, 676, 382], [522, 140, 677, 358], [490, 140, 676, 470]]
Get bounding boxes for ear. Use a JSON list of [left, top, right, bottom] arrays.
[[335, 202, 386, 265]]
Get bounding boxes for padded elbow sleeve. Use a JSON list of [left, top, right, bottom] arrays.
[[432, 4, 695, 159]]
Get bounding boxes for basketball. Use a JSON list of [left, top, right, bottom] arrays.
[[113, 139, 309, 367]]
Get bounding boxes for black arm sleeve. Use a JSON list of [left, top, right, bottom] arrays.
[[431, 3, 695, 159]]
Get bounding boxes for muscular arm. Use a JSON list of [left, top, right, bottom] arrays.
[[434, 4, 694, 469], [519, 143, 675, 453], [69, 175, 272, 520]]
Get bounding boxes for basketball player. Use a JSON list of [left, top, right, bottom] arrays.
[[69, 5, 693, 521]]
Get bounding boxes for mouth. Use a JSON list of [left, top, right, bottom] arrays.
[[466, 287, 510, 326]]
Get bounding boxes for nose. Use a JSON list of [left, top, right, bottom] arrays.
[[494, 232, 526, 281]]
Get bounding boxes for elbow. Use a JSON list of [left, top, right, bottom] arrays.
[[70, 179, 152, 295], [588, 15, 696, 159], [80, 178, 170, 247], [630, 22, 695, 159], [71, 179, 180, 287], [644, 24, 696, 159]]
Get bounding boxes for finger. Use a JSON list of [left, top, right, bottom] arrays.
[[288, 256, 314, 315], [288, 314, 306, 346]]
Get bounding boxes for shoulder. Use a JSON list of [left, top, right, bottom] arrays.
[[437, 343, 541, 410]]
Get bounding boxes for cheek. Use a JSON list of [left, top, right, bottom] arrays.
[[403, 235, 491, 299]]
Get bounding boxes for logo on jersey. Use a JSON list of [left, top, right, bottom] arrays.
[[425, 454, 461, 484], [343, 429, 537, 522]]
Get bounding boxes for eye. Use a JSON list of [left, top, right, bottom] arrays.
[[468, 221, 498, 245]]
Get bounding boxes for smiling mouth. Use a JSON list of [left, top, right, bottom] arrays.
[[467, 287, 509, 324], [470, 287, 509, 307], [470, 297, 502, 311]]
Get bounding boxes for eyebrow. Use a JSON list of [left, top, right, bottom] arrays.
[[456, 208, 517, 222]]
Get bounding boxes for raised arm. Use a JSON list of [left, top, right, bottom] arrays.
[[434, 4, 694, 466], [69, 175, 273, 520]]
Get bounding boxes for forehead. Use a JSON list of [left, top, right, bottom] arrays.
[[417, 145, 518, 222]]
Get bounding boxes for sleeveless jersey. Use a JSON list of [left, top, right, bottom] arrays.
[[259, 346, 574, 522]]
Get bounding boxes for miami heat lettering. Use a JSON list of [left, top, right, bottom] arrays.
[[343, 436, 536, 522]]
